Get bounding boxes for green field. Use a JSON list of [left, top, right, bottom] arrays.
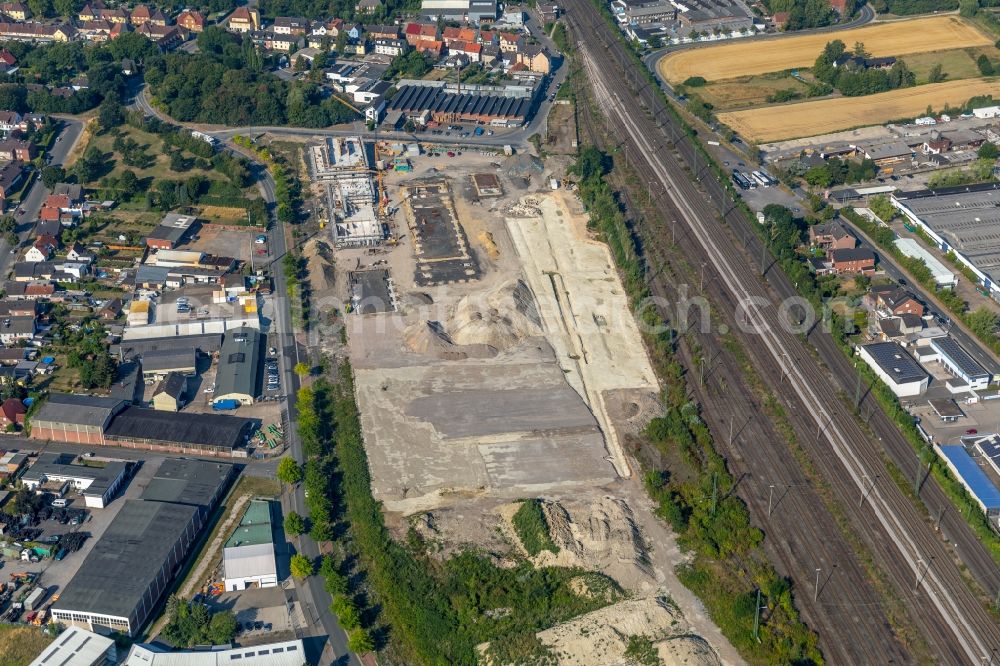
[[903, 47, 1000, 84], [697, 72, 815, 111], [84, 124, 230, 185], [0, 625, 53, 666]]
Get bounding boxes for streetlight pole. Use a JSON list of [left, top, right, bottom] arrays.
[[768, 484, 775, 518], [814, 567, 821, 602]]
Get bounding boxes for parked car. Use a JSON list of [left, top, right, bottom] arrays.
[[255, 235, 267, 244]]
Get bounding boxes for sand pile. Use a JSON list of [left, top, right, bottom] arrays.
[[447, 279, 542, 350], [532, 497, 652, 588], [483, 596, 720, 666], [303, 239, 336, 292], [403, 320, 455, 354]]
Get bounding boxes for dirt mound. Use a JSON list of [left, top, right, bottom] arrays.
[[303, 239, 335, 292], [403, 320, 455, 354], [533, 496, 653, 589], [488, 596, 720, 666], [447, 279, 542, 350]]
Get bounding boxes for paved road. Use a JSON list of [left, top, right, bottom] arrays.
[[0, 119, 83, 271]]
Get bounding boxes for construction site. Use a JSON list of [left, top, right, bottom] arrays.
[[303, 142, 738, 663], [308, 136, 387, 248]]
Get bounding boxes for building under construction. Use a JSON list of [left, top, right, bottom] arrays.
[[308, 137, 387, 248]]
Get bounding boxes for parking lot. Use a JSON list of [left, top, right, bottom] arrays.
[[185, 225, 257, 264], [206, 586, 303, 646]]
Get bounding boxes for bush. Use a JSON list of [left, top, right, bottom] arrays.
[[511, 499, 559, 556], [682, 75, 707, 87], [290, 553, 314, 579], [276, 457, 303, 484], [284, 511, 306, 536]]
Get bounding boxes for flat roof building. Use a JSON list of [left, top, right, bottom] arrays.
[[22, 453, 128, 508], [857, 341, 929, 397], [29, 626, 117, 666], [104, 407, 254, 457], [214, 326, 261, 406], [116, 333, 223, 360], [938, 445, 1000, 526], [140, 457, 234, 513], [51, 499, 202, 636], [223, 498, 279, 591], [893, 238, 957, 288], [29, 393, 126, 446], [123, 640, 307, 666], [146, 213, 198, 250], [139, 348, 197, 378], [893, 184, 1000, 298], [929, 336, 992, 390]]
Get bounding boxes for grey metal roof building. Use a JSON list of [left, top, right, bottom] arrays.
[[104, 407, 253, 457], [29, 626, 116, 666], [116, 333, 223, 360], [140, 457, 234, 512], [50, 499, 202, 636], [388, 85, 531, 126], [214, 326, 261, 405], [139, 348, 197, 376], [30, 393, 126, 445]]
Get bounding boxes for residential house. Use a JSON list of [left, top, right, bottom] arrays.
[[177, 10, 205, 32], [77, 19, 114, 41], [151, 372, 187, 412], [830, 247, 876, 274], [0, 139, 34, 161], [273, 16, 308, 35], [367, 24, 399, 39], [353, 79, 391, 104], [405, 22, 439, 45], [500, 7, 524, 25], [412, 39, 443, 57], [0, 22, 74, 42], [99, 7, 129, 23], [0, 160, 24, 205], [0, 316, 35, 343], [0, 48, 16, 72], [345, 22, 363, 40], [0, 398, 25, 428], [4, 281, 54, 299], [66, 243, 93, 263], [131, 5, 168, 26], [0, 110, 20, 132], [538, 3, 559, 21], [374, 38, 408, 57], [869, 285, 924, 317], [450, 40, 481, 62], [808, 221, 856, 250], [77, 2, 101, 21], [135, 23, 185, 50], [25, 234, 58, 263], [499, 31, 523, 52], [226, 6, 260, 32], [99, 298, 122, 320], [264, 32, 297, 52], [0, 2, 27, 20], [0, 299, 36, 317], [516, 43, 549, 73], [356, 0, 383, 12], [442, 26, 477, 46]]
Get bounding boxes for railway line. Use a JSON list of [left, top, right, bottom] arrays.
[[574, 76, 914, 662], [562, 1, 1000, 663]]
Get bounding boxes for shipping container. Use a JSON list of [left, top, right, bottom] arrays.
[[212, 399, 240, 411], [23, 586, 46, 612]]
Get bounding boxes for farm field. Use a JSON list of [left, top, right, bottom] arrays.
[[697, 72, 816, 110], [659, 16, 992, 83], [718, 77, 1000, 142]]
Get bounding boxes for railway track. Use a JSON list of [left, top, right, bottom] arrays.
[[563, 2, 1000, 663], [575, 79, 914, 662]]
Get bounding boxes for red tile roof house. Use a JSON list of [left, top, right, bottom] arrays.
[[25, 234, 58, 263], [808, 221, 856, 251], [412, 39, 443, 57], [442, 26, 477, 46], [868, 285, 925, 317], [177, 9, 205, 32], [830, 247, 876, 274], [405, 22, 439, 46], [0, 398, 25, 429]]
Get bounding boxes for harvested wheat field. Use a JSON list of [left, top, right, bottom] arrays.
[[719, 77, 1000, 142], [660, 16, 992, 83]]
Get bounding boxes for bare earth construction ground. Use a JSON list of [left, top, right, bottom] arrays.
[[335, 150, 740, 663], [718, 77, 1000, 142], [658, 16, 992, 83]]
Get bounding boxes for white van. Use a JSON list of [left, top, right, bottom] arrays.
[[51, 499, 68, 508]]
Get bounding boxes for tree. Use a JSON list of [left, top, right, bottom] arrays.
[[978, 142, 999, 160], [967, 306, 998, 340], [927, 63, 946, 84], [293, 361, 310, 377], [41, 165, 65, 189], [330, 594, 360, 630], [285, 511, 306, 536], [53, 0, 78, 18], [206, 610, 238, 644], [978, 54, 994, 76], [27, 0, 51, 18], [98, 97, 124, 132], [960, 0, 979, 17], [290, 553, 314, 579], [347, 628, 374, 653], [276, 457, 304, 484]]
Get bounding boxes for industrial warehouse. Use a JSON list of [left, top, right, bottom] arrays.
[[51, 458, 234, 636], [892, 183, 1000, 300], [387, 85, 533, 126]]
